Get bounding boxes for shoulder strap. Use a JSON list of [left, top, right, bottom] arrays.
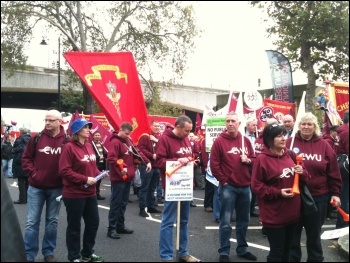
[[33, 132, 42, 148], [287, 149, 296, 164]]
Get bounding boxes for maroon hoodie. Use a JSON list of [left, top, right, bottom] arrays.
[[156, 128, 193, 188], [137, 132, 159, 167], [59, 140, 100, 198], [286, 132, 342, 198], [210, 130, 255, 187], [107, 132, 150, 183], [251, 147, 308, 228], [22, 126, 67, 189]]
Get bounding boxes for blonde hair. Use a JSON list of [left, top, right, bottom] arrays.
[[297, 112, 321, 136]]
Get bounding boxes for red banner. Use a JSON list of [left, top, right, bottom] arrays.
[[333, 83, 349, 119], [64, 51, 150, 142]]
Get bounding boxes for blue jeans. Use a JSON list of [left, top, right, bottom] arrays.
[[2, 159, 13, 177], [138, 165, 160, 209], [159, 201, 190, 260], [24, 186, 62, 261], [218, 184, 251, 256]]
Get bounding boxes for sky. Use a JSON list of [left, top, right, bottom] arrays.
[[25, 1, 312, 92]]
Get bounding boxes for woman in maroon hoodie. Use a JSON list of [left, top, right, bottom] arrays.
[[252, 123, 308, 262], [59, 118, 105, 262], [286, 112, 342, 262]]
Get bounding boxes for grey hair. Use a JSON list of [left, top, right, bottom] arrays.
[[297, 112, 321, 136]]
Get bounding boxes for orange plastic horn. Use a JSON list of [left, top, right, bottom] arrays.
[[165, 157, 193, 177], [117, 159, 124, 171], [292, 154, 304, 194], [331, 200, 349, 222]]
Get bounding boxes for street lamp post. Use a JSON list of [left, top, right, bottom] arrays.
[[57, 36, 61, 112], [40, 37, 61, 112]]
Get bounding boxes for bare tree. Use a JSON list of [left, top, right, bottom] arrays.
[[1, 1, 200, 113]]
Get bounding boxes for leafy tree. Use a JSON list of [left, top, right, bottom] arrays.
[[1, 1, 199, 114], [250, 1, 349, 112]]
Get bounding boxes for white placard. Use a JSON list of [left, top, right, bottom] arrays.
[[165, 161, 194, 201], [321, 226, 349, 240], [244, 91, 263, 110]]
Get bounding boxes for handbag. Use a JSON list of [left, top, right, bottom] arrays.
[[300, 182, 318, 215]]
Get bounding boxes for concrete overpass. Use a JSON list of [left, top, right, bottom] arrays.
[[1, 66, 233, 112]]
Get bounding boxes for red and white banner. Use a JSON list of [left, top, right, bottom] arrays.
[[332, 83, 349, 119], [64, 51, 150, 142]]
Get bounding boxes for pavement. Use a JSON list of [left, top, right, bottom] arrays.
[[337, 233, 349, 258]]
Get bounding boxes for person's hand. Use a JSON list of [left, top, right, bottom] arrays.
[[86, 177, 97, 186], [146, 162, 152, 172], [294, 165, 303, 174], [240, 155, 251, 164], [281, 188, 294, 198], [330, 196, 341, 207]]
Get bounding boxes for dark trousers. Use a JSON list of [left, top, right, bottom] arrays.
[[108, 181, 131, 231], [290, 201, 327, 262], [96, 180, 102, 196], [18, 177, 29, 203], [265, 223, 298, 262], [138, 165, 160, 209], [204, 178, 214, 208], [63, 197, 99, 261], [336, 169, 349, 229]]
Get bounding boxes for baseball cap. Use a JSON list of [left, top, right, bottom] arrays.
[[71, 118, 92, 135]]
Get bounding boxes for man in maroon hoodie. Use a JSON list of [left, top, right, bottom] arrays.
[[22, 110, 67, 262], [106, 122, 151, 239], [156, 115, 201, 262], [210, 111, 257, 262], [137, 120, 162, 217]]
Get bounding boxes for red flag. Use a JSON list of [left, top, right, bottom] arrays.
[[63, 51, 150, 142], [195, 112, 202, 134], [322, 111, 333, 137], [228, 92, 238, 112], [66, 110, 81, 137], [87, 114, 112, 150]]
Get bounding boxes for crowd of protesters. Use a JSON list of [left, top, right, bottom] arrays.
[[1, 108, 347, 262]]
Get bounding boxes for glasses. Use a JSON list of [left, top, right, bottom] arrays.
[[44, 119, 59, 123]]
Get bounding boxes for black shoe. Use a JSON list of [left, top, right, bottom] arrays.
[[107, 230, 120, 239], [117, 227, 134, 234], [261, 227, 267, 238], [190, 202, 197, 207], [147, 207, 162, 213], [97, 195, 106, 200], [238, 252, 257, 261], [219, 255, 229, 262], [250, 212, 259, 217], [14, 200, 26, 204], [139, 209, 149, 218]]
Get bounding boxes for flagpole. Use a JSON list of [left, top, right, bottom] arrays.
[[289, 91, 306, 150]]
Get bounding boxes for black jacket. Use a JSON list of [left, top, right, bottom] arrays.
[[12, 134, 31, 179], [1, 141, 13, 160]]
